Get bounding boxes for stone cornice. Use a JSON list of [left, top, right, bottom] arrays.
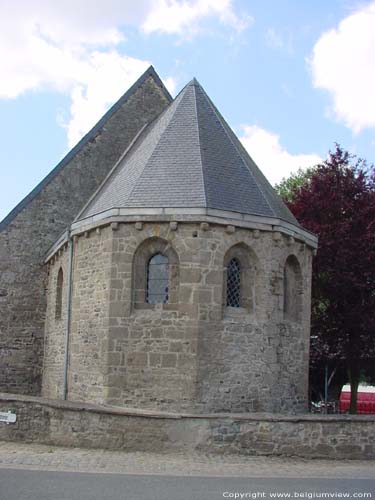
[[44, 208, 318, 263]]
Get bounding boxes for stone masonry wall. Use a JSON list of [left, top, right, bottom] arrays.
[[43, 221, 313, 414], [66, 226, 113, 404], [1, 394, 374, 460], [0, 74, 171, 395], [194, 226, 312, 414], [42, 249, 69, 398], [44, 223, 201, 409]]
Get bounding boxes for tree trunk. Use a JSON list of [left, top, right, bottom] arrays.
[[348, 365, 360, 414]]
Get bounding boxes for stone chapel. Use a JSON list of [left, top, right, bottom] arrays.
[[0, 67, 317, 414]]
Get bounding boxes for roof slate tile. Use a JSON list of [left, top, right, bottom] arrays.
[[79, 79, 299, 227]]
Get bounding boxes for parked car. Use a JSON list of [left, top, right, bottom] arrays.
[[339, 384, 375, 414]]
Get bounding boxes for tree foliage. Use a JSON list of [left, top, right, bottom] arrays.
[[275, 167, 316, 202], [279, 145, 375, 413]]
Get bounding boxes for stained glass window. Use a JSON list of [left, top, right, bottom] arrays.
[[146, 253, 169, 304]]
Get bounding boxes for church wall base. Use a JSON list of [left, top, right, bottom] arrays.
[[1, 393, 374, 460]]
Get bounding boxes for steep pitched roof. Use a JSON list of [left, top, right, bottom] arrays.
[[78, 79, 299, 226], [0, 66, 172, 231]]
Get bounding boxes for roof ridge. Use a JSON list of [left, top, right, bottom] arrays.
[[218, 116, 299, 225], [145, 66, 173, 101], [196, 84, 276, 218], [122, 85, 186, 206], [192, 83, 207, 208], [0, 66, 172, 232]]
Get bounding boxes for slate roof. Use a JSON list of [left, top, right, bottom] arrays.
[[0, 66, 172, 231], [78, 79, 299, 226]]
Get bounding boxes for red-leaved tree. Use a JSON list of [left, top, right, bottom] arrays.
[[285, 145, 375, 413]]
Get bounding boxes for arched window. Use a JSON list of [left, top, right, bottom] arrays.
[[223, 243, 260, 314], [283, 255, 302, 322], [133, 237, 179, 310], [226, 258, 241, 307], [55, 267, 63, 320], [146, 253, 169, 304]]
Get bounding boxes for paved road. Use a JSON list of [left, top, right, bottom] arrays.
[[1, 441, 375, 479], [0, 469, 374, 500], [0, 441, 374, 500]]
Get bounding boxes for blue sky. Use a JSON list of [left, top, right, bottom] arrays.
[[1, 0, 374, 222]]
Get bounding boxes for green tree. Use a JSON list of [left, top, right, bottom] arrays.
[[274, 167, 316, 202]]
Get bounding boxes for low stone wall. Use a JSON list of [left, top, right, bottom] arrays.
[[1, 393, 374, 459]]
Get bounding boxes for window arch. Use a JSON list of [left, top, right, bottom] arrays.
[[223, 243, 259, 313], [283, 255, 303, 322], [226, 258, 241, 307], [133, 237, 179, 309], [146, 253, 169, 304], [55, 267, 63, 320]]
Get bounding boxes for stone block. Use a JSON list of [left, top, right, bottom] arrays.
[[150, 328, 163, 339], [107, 352, 121, 366], [109, 327, 128, 339], [178, 303, 199, 318], [110, 279, 124, 290], [109, 302, 124, 317], [205, 270, 222, 286], [193, 289, 212, 304], [169, 342, 183, 353], [127, 352, 148, 367], [180, 268, 201, 284], [161, 353, 177, 368], [149, 353, 161, 367]]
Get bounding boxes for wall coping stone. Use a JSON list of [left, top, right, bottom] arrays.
[[1, 393, 374, 423]]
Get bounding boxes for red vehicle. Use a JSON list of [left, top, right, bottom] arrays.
[[339, 385, 375, 414]]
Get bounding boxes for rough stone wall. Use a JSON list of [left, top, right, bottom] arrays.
[[42, 249, 70, 398], [0, 74, 171, 395], [195, 228, 312, 414], [43, 221, 313, 414], [105, 223, 201, 410], [275, 248, 312, 413], [1, 394, 375, 460], [44, 223, 200, 409], [66, 226, 114, 403], [42, 227, 114, 403]]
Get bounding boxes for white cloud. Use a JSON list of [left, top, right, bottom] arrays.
[[310, 2, 375, 133], [0, 1, 245, 146], [64, 53, 151, 147], [265, 28, 293, 54], [142, 0, 251, 36], [265, 28, 284, 49], [239, 125, 322, 185], [162, 76, 177, 96]]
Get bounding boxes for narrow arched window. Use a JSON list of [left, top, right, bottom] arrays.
[[55, 267, 63, 320], [146, 253, 169, 304], [283, 256, 302, 322], [226, 258, 241, 307]]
